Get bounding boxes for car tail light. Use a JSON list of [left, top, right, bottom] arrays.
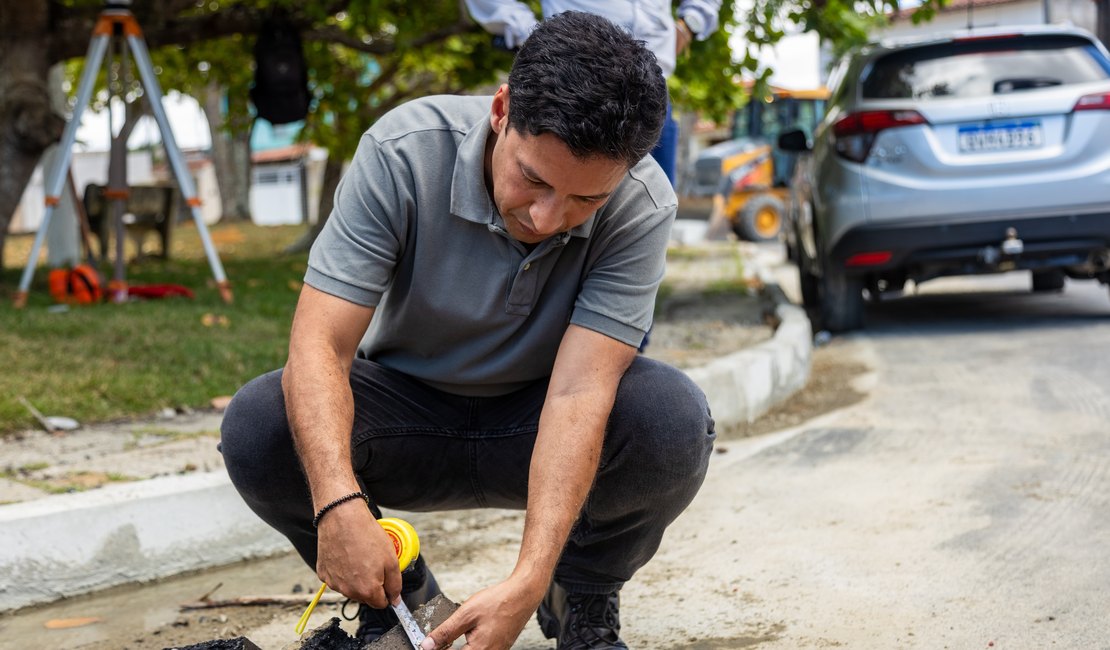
[[845, 251, 893, 267], [1074, 91, 1110, 111], [832, 110, 928, 163]]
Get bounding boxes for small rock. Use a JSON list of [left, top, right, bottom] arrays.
[[159, 407, 178, 420], [368, 594, 460, 649]]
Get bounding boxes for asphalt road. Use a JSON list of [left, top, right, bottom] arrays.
[[671, 267, 1110, 648]]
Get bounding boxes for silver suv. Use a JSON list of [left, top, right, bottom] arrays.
[[779, 25, 1110, 331]]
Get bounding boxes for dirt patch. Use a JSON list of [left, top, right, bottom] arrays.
[[723, 345, 869, 439], [644, 288, 772, 369], [75, 602, 313, 650]]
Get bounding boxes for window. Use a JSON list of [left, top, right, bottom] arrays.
[[862, 36, 1110, 100]]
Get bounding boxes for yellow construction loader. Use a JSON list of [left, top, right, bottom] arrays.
[[690, 86, 828, 241]]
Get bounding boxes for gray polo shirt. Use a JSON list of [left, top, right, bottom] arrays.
[[306, 95, 675, 396]]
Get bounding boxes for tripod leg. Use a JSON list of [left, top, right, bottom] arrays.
[[127, 34, 233, 303], [15, 35, 110, 308]]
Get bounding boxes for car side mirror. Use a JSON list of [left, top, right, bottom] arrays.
[[778, 129, 810, 152]]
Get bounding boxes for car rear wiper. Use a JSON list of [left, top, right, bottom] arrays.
[[993, 77, 1063, 93]]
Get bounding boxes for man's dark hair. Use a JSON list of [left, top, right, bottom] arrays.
[[506, 11, 668, 167]]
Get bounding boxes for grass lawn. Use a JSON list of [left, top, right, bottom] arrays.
[[0, 222, 307, 435]]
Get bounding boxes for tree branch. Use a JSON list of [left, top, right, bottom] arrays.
[[302, 25, 394, 55], [409, 20, 484, 47], [303, 19, 482, 55], [48, 4, 479, 66]]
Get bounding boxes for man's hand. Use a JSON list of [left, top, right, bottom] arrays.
[[418, 577, 543, 650], [675, 17, 694, 55], [315, 500, 402, 608]]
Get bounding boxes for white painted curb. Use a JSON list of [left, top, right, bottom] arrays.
[[0, 471, 288, 612]]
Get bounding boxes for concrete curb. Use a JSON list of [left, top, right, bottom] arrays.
[[0, 472, 288, 612], [0, 245, 811, 614], [684, 255, 813, 430]]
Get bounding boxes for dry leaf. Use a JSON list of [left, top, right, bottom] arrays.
[[201, 313, 231, 328], [45, 617, 102, 629]]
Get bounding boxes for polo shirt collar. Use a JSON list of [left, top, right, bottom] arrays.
[[450, 113, 495, 225], [449, 110, 599, 240]]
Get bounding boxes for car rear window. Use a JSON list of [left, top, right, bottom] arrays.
[[862, 35, 1110, 99]]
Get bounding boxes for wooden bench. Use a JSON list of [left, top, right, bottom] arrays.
[[82, 183, 177, 261]]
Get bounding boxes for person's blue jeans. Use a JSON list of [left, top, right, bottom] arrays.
[[640, 100, 677, 354], [220, 356, 715, 594], [650, 101, 678, 188]]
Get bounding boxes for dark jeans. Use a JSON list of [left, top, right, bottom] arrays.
[[220, 356, 715, 594], [649, 101, 677, 188]]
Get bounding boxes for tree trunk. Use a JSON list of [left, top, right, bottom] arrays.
[[0, 3, 64, 271], [201, 81, 252, 223], [284, 153, 343, 254]]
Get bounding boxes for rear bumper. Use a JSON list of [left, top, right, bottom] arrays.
[[828, 211, 1110, 279]]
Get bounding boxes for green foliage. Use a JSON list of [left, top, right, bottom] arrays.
[[47, 0, 954, 196], [54, 0, 951, 166], [59, 0, 508, 154]]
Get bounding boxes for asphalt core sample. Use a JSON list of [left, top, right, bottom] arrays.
[[169, 637, 264, 650], [172, 594, 459, 650]]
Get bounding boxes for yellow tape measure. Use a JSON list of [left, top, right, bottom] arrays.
[[295, 517, 420, 635]]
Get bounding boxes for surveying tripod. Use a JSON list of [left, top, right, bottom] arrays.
[[14, 1, 232, 307]]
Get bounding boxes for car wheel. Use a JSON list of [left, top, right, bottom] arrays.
[[819, 270, 865, 333], [1031, 269, 1066, 292], [799, 266, 819, 310], [734, 194, 785, 242]]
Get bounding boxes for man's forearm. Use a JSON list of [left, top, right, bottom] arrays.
[[512, 390, 610, 590], [283, 347, 361, 510], [510, 325, 636, 598], [282, 286, 376, 511]]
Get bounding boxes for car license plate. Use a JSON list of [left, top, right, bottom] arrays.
[[958, 121, 1043, 152]]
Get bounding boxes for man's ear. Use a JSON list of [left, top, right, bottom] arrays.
[[489, 84, 510, 134]]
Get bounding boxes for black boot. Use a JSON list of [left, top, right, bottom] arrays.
[[536, 581, 628, 649], [354, 555, 443, 643]]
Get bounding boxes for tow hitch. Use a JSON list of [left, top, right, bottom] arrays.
[[979, 227, 1024, 268], [1001, 228, 1024, 255]]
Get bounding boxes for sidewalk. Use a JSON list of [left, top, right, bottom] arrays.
[[0, 238, 812, 613]]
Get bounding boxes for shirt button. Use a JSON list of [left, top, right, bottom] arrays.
[[523, 263, 531, 271]]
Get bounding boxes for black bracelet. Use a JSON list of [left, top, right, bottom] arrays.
[[312, 491, 370, 528]]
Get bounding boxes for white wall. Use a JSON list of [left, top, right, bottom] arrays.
[[250, 162, 305, 226], [1049, 0, 1097, 32], [879, 0, 1046, 40]]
